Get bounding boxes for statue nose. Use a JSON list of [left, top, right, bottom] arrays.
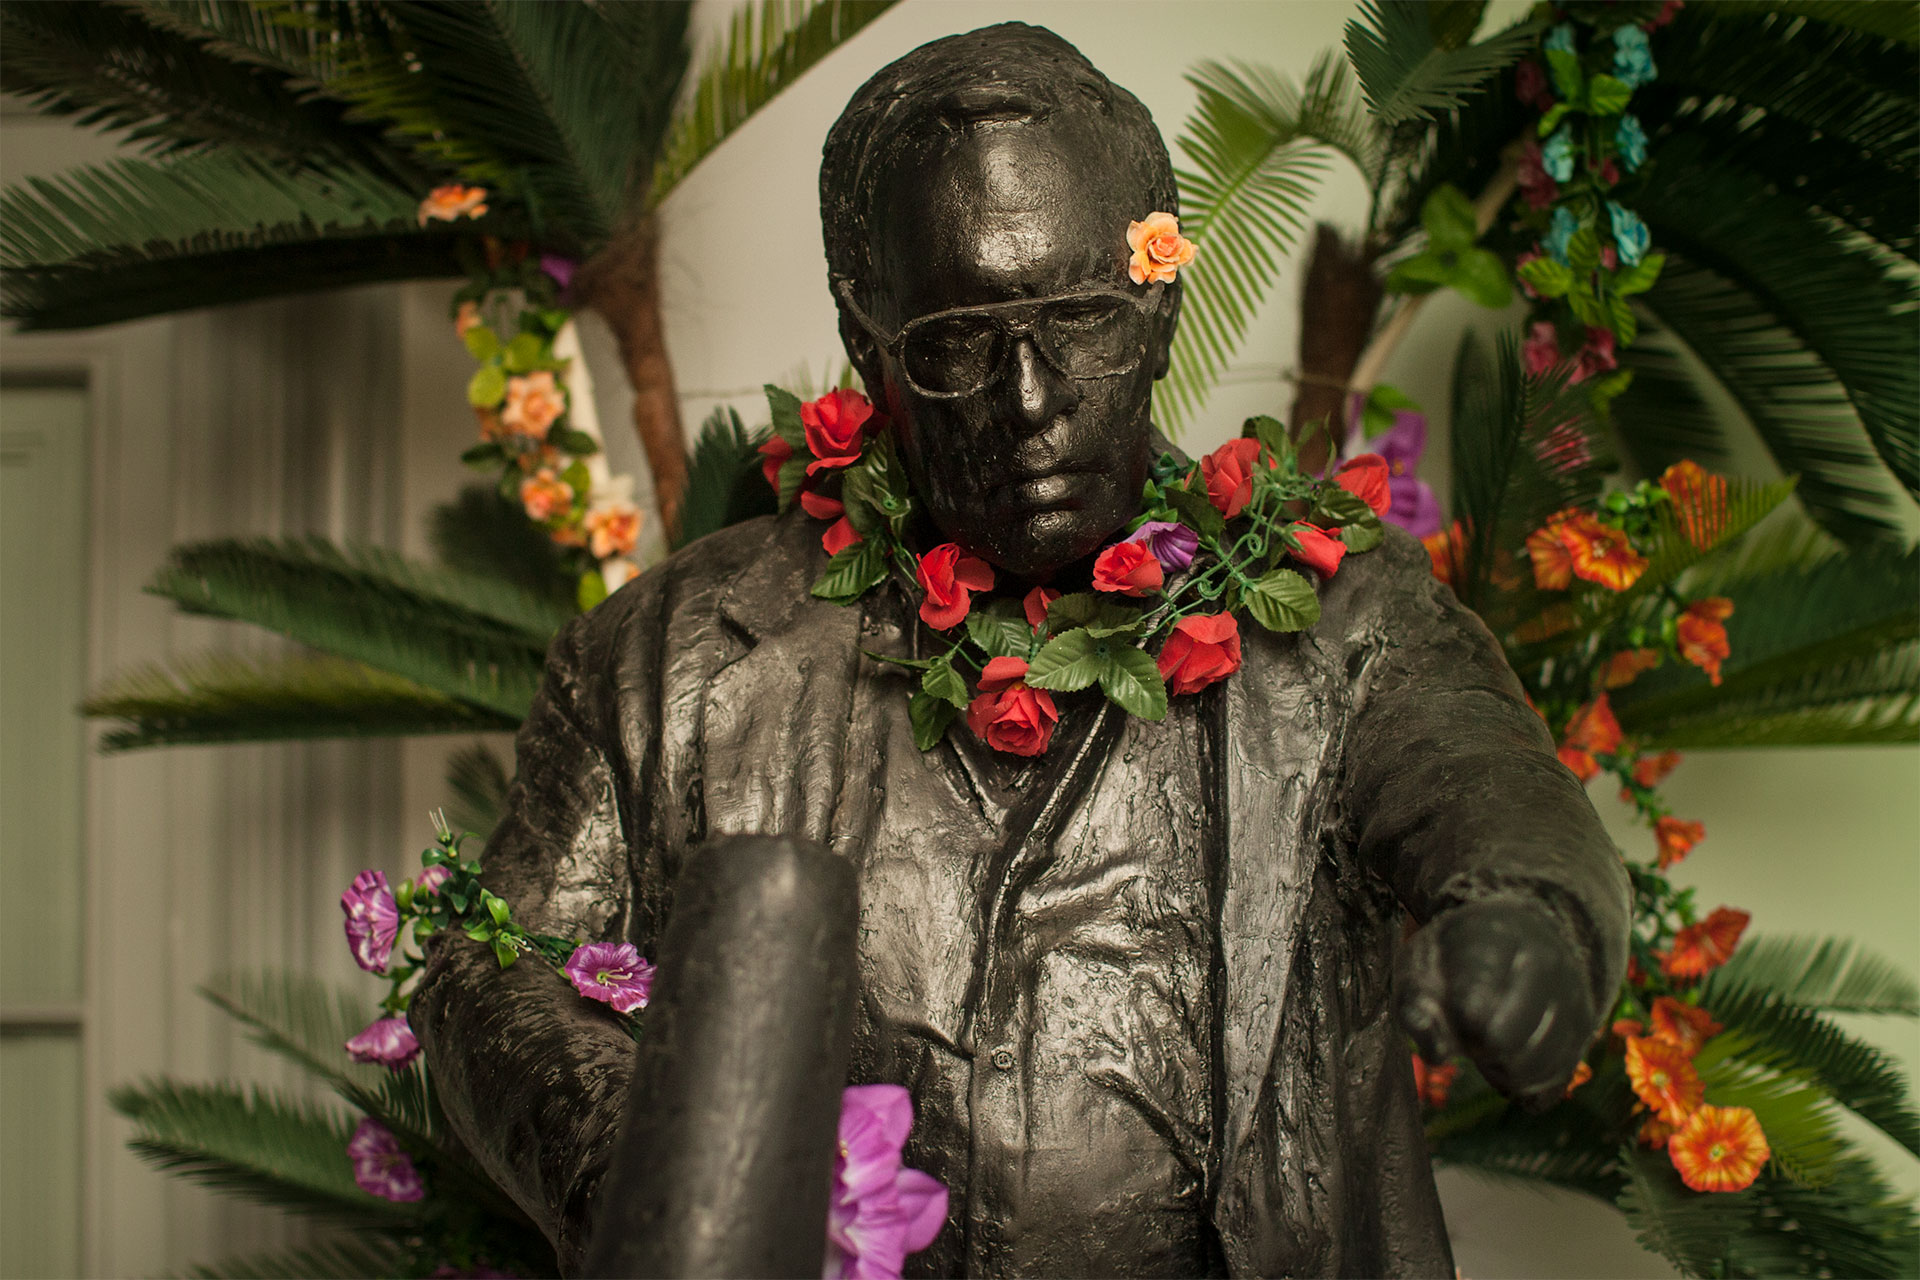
[[1002, 335, 1078, 430]]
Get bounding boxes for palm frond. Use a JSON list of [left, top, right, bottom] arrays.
[[445, 742, 511, 842], [84, 652, 518, 751], [1163, 53, 1368, 427], [650, 0, 896, 206], [1429, 1062, 1632, 1201], [177, 1237, 407, 1280], [1616, 1144, 1743, 1277], [1345, 1, 1541, 128], [1725, 1156, 1920, 1279], [1706, 936, 1920, 1018], [1697, 1057, 1846, 1188], [109, 1079, 412, 1224], [429, 485, 578, 614], [676, 405, 778, 549]]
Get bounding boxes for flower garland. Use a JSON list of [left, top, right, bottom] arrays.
[[758, 386, 1392, 756], [335, 819, 946, 1278]]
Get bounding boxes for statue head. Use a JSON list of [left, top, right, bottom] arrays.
[[821, 24, 1181, 580]]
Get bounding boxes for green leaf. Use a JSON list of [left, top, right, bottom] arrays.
[[810, 538, 887, 604], [1248, 413, 1295, 457], [966, 604, 1036, 660], [765, 384, 806, 446], [1450, 247, 1511, 308], [909, 688, 958, 751], [1163, 483, 1227, 539], [1518, 256, 1575, 298], [1342, 518, 1385, 553], [462, 325, 501, 360], [168, 1238, 410, 1280], [1545, 47, 1584, 100], [676, 407, 778, 550], [1245, 568, 1321, 631], [1098, 645, 1168, 721], [1045, 593, 1147, 638], [1346, 2, 1544, 127], [460, 441, 505, 467], [501, 331, 543, 374], [553, 429, 599, 456], [1420, 182, 1478, 249], [1025, 629, 1105, 692], [1567, 286, 1608, 328], [1566, 225, 1602, 276], [1703, 934, 1919, 1016], [1312, 485, 1375, 527], [493, 936, 519, 968], [1612, 252, 1665, 296], [467, 365, 506, 409], [921, 657, 969, 709], [1585, 72, 1631, 115], [1536, 101, 1573, 136], [1606, 292, 1639, 345]]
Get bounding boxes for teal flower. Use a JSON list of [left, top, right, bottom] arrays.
[[1545, 207, 1580, 266], [1615, 114, 1649, 172], [1546, 23, 1577, 54], [1612, 26, 1657, 89], [1608, 201, 1651, 267], [1542, 128, 1577, 182]]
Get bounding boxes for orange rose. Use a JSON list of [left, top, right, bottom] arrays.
[[1662, 907, 1749, 979], [584, 501, 643, 559], [1668, 1105, 1769, 1193], [1649, 996, 1722, 1056], [502, 371, 565, 440], [1632, 750, 1683, 789], [1602, 647, 1660, 689], [1654, 815, 1705, 870], [1625, 1034, 1705, 1124], [965, 656, 1059, 757], [418, 183, 489, 226], [1157, 613, 1242, 696], [1677, 596, 1734, 685], [1126, 211, 1197, 285], [519, 468, 573, 523], [1661, 460, 1729, 551]]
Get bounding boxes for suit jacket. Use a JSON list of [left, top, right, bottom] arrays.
[[411, 506, 1630, 1277]]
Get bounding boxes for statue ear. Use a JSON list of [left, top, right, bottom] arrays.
[[1150, 281, 1183, 381]]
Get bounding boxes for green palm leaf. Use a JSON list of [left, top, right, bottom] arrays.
[[1680, 2, 1920, 55], [1706, 936, 1920, 1018], [178, 1237, 408, 1280], [84, 652, 519, 751], [1344, 0, 1541, 128], [676, 405, 777, 549], [649, 0, 897, 207], [1696, 1057, 1845, 1188], [1725, 1156, 1920, 1278], [446, 741, 512, 842], [429, 485, 579, 614], [1428, 1061, 1632, 1201], [1616, 1144, 1742, 1277]]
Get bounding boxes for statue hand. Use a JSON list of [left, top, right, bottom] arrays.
[[1395, 898, 1595, 1110]]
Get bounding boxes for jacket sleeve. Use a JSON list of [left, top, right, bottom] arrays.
[[1332, 526, 1631, 1017]]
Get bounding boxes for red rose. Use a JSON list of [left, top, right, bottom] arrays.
[[822, 517, 861, 556], [1023, 586, 1060, 632], [965, 656, 1059, 756], [1287, 521, 1346, 577], [1091, 541, 1164, 596], [1200, 438, 1264, 519], [802, 388, 876, 473], [799, 489, 844, 520], [1335, 453, 1390, 517], [758, 434, 793, 492], [915, 543, 994, 631], [1156, 612, 1242, 696]]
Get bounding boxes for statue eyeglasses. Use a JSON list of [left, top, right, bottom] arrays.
[[833, 276, 1165, 398]]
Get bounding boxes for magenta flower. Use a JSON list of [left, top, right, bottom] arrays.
[[1344, 401, 1442, 538], [413, 864, 451, 896], [539, 253, 578, 293], [345, 1016, 421, 1071], [563, 942, 655, 1015], [1122, 520, 1200, 572], [341, 870, 399, 973], [824, 1084, 948, 1280], [348, 1117, 425, 1202], [1524, 320, 1561, 376]]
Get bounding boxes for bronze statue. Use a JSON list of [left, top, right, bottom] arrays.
[[412, 23, 1629, 1278]]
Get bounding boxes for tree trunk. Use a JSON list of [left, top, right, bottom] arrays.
[[1288, 222, 1382, 475], [579, 216, 688, 543]]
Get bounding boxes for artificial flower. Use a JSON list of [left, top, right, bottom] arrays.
[[1345, 409, 1442, 536], [1123, 520, 1200, 573], [1612, 25, 1658, 90], [584, 501, 643, 560], [1650, 996, 1723, 1056], [799, 490, 844, 520], [1544, 207, 1579, 266], [1545, 23, 1576, 54], [345, 1016, 421, 1071], [1569, 327, 1619, 385], [601, 559, 641, 592], [1638, 1114, 1677, 1150], [824, 1085, 949, 1280], [1092, 540, 1164, 596], [1334, 453, 1391, 518], [1023, 586, 1061, 632], [1564, 516, 1647, 591], [341, 870, 399, 974], [1126, 211, 1197, 285], [1677, 597, 1734, 685], [1537, 420, 1593, 478], [1287, 522, 1346, 577], [1668, 1105, 1769, 1193], [519, 468, 574, 523], [1515, 602, 1579, 644], [563, 941, 655, 1014], [1663, 908, 1750, 979], [965, 658, 1059, 757], [1412, 1054, 1458, 1109], [1157, 613, 1242, 696], [539, 253, 578, 293], [1652, 0, 1685, 29], [759, 434, 794, 492], [1654, 815, 1706, 871], [1566, 1061, 1594, 1096], [803, 389, 877, 474], [417, 183, 488, 226], [502, 370, 565, 440], [1660, 460, 1730, 550], [1524, 321, 1562, 377], [823, 518, 862, 556], [1515, 60, 1554, 111], [1624, 1034, 1705, 1124], [1423, 522, 1462, 586], [455, 300, 483, 338], [1634, 750, 1683, 789], [1615, 115, 1649, 172], [1606, 202, 1651, 268], [349, 1117, 426, 1202], [1527, 510, 1578, 589], [413, 864, 451, 896], [915, 544, 994, 631], [1596, 157, 1621, 189], [1602, 647, 1661, 688], [1558, 692, 1622, 781], [1516, 141, 1560, 212], [1542, 128, 1576, 183], [1200, 438, 1265, 519]]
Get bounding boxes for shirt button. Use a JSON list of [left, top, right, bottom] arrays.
[[990, 1048, 1015, 1070]]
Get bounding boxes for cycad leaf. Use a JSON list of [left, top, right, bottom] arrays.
[[177, 1237, 407, 1280], [1345, 1, 1540, 127], [676, 406, 777, 549], [1617, 1144, 1742, 1276], [445, 741, 512, 842], [1724, 1156, 1920, 1278], [1695, 1057, 1845, 1188], [650, 0, 897, 206], [1428, 1062, 1632, 1201], [429, 485, 579, 614], [1705, 935, 1920, 1017], [1684, 1, 1920, 51], [83, 652, 520, 751]]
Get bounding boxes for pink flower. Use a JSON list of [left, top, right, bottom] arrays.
[[413, 864, 451, 896], [1122, 520, 1199, 572], [341, 870, 399, 974], [1516, 60, 1555, 111], [803, 389, 877, 474], [1517, 140, 1560, 212], [417, 183, 488, 226], [454, 301, 482, 337], [1126, 211, 1197, 285], [824, 1085, 949, 1280], [502, 371, 565, 440], [1524, 321, 1562, 375], [1569, 327, 1618, 384], [519, 468, 574, 523], [1091, 540, 1164, 596], [345, 1017, 421, 1071], [563, 942, 655, 1015], [349, 1117, 425, 1202], [915, 544, 994, 631], [584, 501, 643, 559]]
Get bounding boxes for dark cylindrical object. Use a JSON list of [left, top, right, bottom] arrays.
[[583, 835, 860, 1279]]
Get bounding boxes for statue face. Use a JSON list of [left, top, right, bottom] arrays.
[[849, 119, 1173, 580]]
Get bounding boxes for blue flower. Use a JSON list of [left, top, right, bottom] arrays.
[[1546, 23, 1578, 54], [1615, 114, 1649, 172], [1613, 25, 1657, 89], [1542, 128, 1577, 183], [1545, 207, 1580, 266], [1608, 201, 1651, 267]]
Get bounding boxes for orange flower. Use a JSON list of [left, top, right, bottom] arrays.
[[1638, 1113, 1677, 1149], [584, 501, 643, 559], [1412, 1053, 1459, 1109], [1422, 521, 1462, 586], [1558, 693, 1622, 781], [418, 183, 489, 226], [1663, 908, 1749, 979], [1562, 514, 1648, 591], [1677, 597, 1734, 685], [1527, 512, 1578, 589], [1602, 647, 1660, 689], [502, 371, 565, 440], [1661, 460, 1729, 551], [1633, 750, 1683, 789], [1612, 1017, 1644, 1042], [1649, 996, 1722, 1056], [1654, 815, 1705, 870], [1565, 1060, 1594, 1096], [1515, 602, 1579, 644], [455, 300, 483, 337], [1668, 1105, 1769, 1193], [1126, 211, 1197, 285], [1624, 1035, 1704, 1124], [519, 468, 573, 523]]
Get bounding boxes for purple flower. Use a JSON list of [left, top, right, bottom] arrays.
[[538, 253, 578, 293], [413, 864, 451, 896], [563, 942, 655, 1015], [1344, 402, 1442, 538], [823, 1084, 948, 1280], [348, 1117, 425, 1202], [341, 870, 399, 974], [1122, 520, 1200, 572], [345, 1016, 421, 1071]]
